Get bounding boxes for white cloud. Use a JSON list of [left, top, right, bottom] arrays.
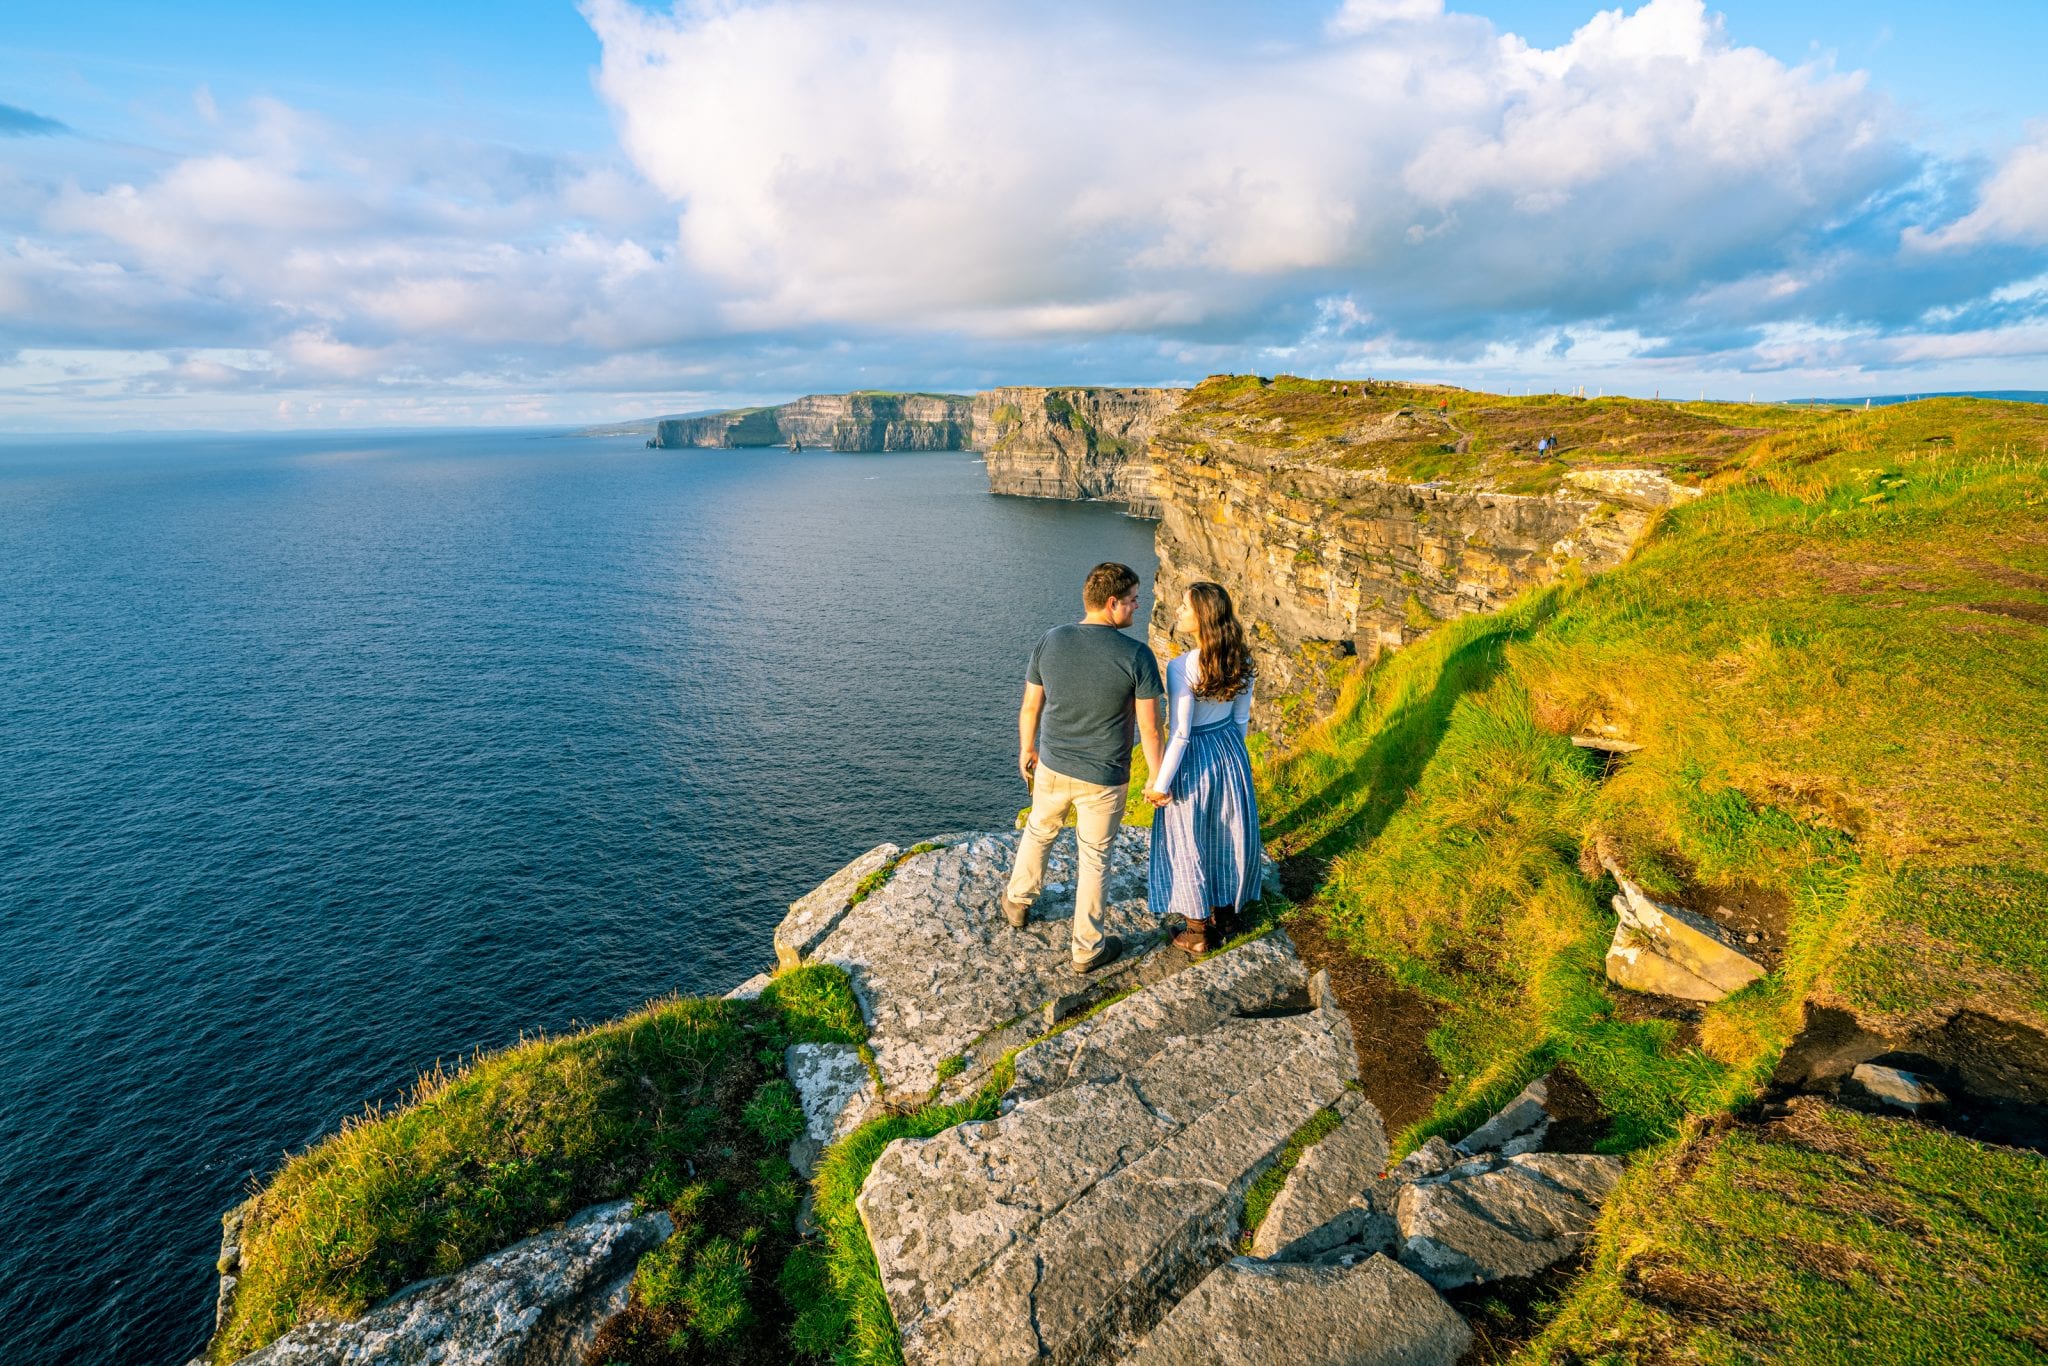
[[1908, 122, 2048, 250], [585, 0, 1904, 340]]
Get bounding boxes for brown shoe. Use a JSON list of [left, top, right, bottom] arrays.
[[1001, 896, 1032, 928], [1171, 921, 1215, 955], [1072, 933, 1125, 974]]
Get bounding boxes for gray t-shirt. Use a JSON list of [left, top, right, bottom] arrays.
[[1026, 623, 1165, 787]]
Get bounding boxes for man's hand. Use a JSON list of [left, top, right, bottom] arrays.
[[1020, 748, 1039, 788], [1145, 788, 1172, 808]]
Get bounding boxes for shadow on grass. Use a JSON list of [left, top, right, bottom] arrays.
[[1271, 598, 1560, 872]]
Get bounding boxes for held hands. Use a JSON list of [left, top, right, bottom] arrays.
[[1145, 788, 1172, 807]]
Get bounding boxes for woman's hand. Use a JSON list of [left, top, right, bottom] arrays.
[[1145, 788, 1172, 807]]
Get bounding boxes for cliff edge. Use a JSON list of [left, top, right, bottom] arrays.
[[972, 387, 1184, 513]]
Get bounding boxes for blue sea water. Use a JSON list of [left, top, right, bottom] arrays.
[[0, 431, 1158, 1365]]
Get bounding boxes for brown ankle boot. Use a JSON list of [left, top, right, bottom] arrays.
[[1171, 919, 1214, 954]]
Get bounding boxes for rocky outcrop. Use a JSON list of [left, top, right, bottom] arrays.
[[1393, 1151, 1622, 1290], [973, 387, 1185, 514], [1242, 1071, 1623, 1298], [224, 1202, 672, 1366], [1124, 1255, 1472, 1366], [859, 934, 1358, 1365], [656, 392, 971, 451], [1148, 429, 1692, 729]]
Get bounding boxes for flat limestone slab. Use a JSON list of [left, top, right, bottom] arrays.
[[1249, 1089, 1392, 1261], [859, 938, 1359, 1365], [1009, 932, 1310, 1103], [1122, 1254, 1471, 1366], [786, 1042, 878, 1177], [806, 829, 1158, 1103]]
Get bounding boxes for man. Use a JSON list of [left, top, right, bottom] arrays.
[[1002, 562, 1166, 972]]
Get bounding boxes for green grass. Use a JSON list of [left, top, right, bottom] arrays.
[[214, 964, 869, 1364], [1522, 1102, 2048, 1363], [1251, 395, 2048, 1353], [1261, 398, 2048, 1160], [1239, 1103, 1345, 1247], [806, 1063, 1018, 1365], [849, 842, 946, 906]]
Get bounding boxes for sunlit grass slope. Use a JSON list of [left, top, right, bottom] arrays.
[[215, 967, 866, 1364], [1529, 1101, 2048, 1363], [1263, 397, 2048, 1148], [1260, 395, 2048, 1353]]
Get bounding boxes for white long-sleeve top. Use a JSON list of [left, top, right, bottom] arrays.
[[1148, 648, 1253, 794]]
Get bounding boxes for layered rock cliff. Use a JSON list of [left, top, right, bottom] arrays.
[[656, 392, 972, 452], [971, 387, 1185, 514], [1141, 376, 1750, 731]]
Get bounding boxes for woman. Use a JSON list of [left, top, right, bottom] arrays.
[[1144, 581, 1260, 954]]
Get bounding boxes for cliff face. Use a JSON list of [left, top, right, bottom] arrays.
[[1144, 378, 1718, 732], [656, 392, 972, 452], [972, 387, 1185, 514]]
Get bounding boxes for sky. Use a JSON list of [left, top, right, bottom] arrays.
[[3, 0, 2046, 430]]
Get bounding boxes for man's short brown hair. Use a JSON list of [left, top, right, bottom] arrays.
[[1083, 562, 1142, 610]]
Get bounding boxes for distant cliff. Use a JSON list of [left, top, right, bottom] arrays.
[[971, 387, 1185, 514], [656, 392, 972, 452]]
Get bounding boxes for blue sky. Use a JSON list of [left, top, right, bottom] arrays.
[[3, 0, 2046, 429]]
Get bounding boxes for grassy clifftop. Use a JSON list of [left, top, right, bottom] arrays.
[[1259, 394, 2047, 1356], [1166, 373, 1827, 492]]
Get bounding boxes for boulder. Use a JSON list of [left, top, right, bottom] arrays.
[[1249, 1091, 1394, 1262], [859, 935, 1358, 1365], [1122, 1254, 1471, 1366], [786, 1042, 879, 1176], [805, 829, 1162, 1103], [1395, 1152, 1622, 1290], [1602, 869, 1765, 1003], [774, 842, 901, 971], [1848, 1062, 1949, 1113], [235, 1201, 673, 1365]]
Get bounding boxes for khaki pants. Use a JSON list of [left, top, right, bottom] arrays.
[[1007, 764, 1126, 963]]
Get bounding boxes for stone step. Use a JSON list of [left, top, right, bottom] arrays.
[[857, 934, 1358, 1365], [797, 828, 1162, 1104], [1120, 1254, 1471, 1366]]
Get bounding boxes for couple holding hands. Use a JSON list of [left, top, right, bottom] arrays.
[[1000, 561, 1261, 971]]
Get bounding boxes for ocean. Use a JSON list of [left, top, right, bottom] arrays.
[[0, 431, 1158, 1364]]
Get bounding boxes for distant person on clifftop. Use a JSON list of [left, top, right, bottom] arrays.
[[1002, 562, 1165, 973], [1142, 582, 1260, 955]]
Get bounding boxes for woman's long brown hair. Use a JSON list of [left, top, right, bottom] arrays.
[[1187, 581, 1253, 701]]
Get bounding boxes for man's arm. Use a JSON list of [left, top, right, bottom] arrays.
[[1018, 682, 1046, 787], [1134, 696, 1164, 786]]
